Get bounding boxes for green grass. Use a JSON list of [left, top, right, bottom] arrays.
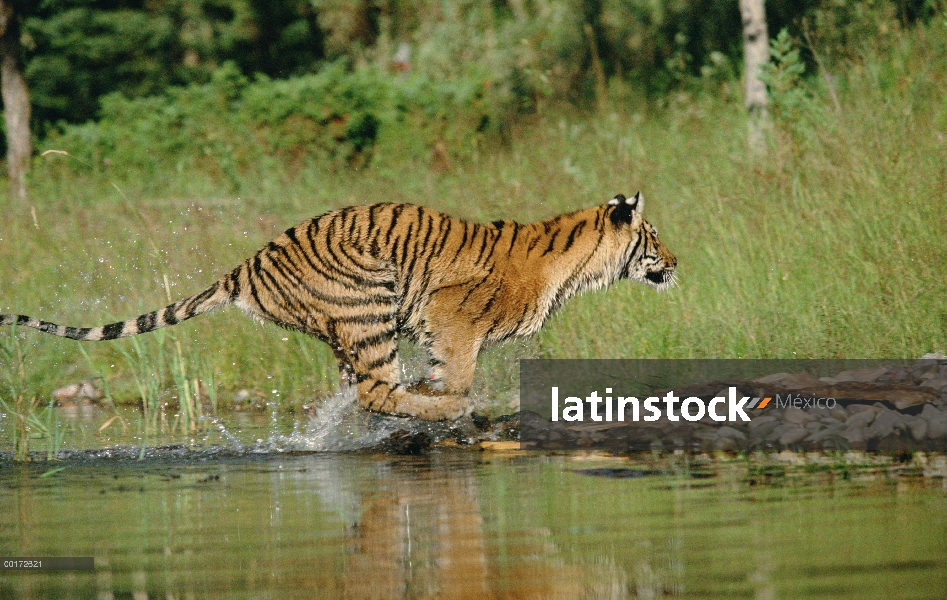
[[1, 21, 945, 418]]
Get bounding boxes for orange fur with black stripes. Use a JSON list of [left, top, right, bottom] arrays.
[[1, 192, 676, 420]]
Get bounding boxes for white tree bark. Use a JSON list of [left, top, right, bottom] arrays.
[[739, 0, 770, 155], [0, 0, 31, 202]]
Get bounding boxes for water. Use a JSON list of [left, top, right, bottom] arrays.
[[2, 393, 947, 598], [15, 389, 472, 455], [2, 448, 946, 599]]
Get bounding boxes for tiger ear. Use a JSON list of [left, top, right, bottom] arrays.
[[608, 191, 643, 226]]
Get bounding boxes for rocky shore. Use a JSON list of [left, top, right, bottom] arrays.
[[515, 356, 947, 452]]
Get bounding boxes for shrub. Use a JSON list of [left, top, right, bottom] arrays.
[[38, 60, 495, 187]]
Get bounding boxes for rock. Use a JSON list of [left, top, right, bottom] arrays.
[[876, 367, 910, 383], [912, 363, 943, 381], [782, 373, 827, 388], [805, 428, 840, 444], [662, 424, 695, 444], [231, 389, 268, 412], [52, 384, 82, 403], [893, 412, 915, 431], [766, 423, 797, 443], [748, 415, 777, 429], [927, 416, 947, 440], [471, 413, 492, 431], [920, 352, 947, 360], [755, 372, 824, 389], [713, 436, 738, 451], [842, 426, 866, 446], [867, 410, 898, 439], [822, 367, 890, 384], [805, 406, 835, 419], [694, 428, 720, 441], [52, 380, 103, 404], [717, 426, 747, 441], [754, 373, 791, 385], [600, 425, 663, 450], [779, 426, 808, 446], [749, 420, 780, 441], [827, 406, 850, 421], [845, 409, 877, 429], [489, 413, 520, 440], [920, 404, 943, 419], [921, 379, 947, 393], [872, 433, 914, 452], [478, 441, 521, 451], [783, 407, 813, 424], [905, 417, 927, 442], [381, 430, 432, 454]]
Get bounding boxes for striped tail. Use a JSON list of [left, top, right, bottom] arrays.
[[0, 279, 233, 341]]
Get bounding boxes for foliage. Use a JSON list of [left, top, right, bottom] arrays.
[[15, 0, 939, 135], [38, 59, 496, 188], [21, 0, 324, 129], [759, 28, 811, 125]]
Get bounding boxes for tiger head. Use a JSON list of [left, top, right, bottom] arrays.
[[607, 192, 678, 291]]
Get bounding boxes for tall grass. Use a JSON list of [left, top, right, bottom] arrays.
[[1, 20, 945, 417], [0, 327, 66, 459]]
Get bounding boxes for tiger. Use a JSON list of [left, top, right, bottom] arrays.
[[1, 192, 676, 420]]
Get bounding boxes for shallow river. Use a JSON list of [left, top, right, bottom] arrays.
[[1, 402, 946, 598]]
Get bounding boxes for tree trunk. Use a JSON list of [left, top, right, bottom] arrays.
[[0, 0, 31, 202], [739, 0, 770, 155]]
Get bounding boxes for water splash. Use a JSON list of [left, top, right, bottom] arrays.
[[206, 416, 245, 451], [264, 388, 419, 452]]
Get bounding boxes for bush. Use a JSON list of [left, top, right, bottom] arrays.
[[38, 60, 496, 188]]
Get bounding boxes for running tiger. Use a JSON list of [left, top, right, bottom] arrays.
[[2, 193, 676, 420]]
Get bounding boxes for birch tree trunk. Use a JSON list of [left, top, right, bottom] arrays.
[[0, 0, 31, 202], [739, 0, 770, 155]]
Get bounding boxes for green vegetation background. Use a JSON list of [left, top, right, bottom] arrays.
[[2, 0, 946, 416]]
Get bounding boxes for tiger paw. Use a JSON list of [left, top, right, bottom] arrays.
[[392, 392, 470, 421]]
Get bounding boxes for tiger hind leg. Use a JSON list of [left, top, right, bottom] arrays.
[[334, 319, 469, 420], [425, 329, 481, 396], [421, 298, 484, 396], [330, 346, 357, 391], [357, 378, 470, 421]]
